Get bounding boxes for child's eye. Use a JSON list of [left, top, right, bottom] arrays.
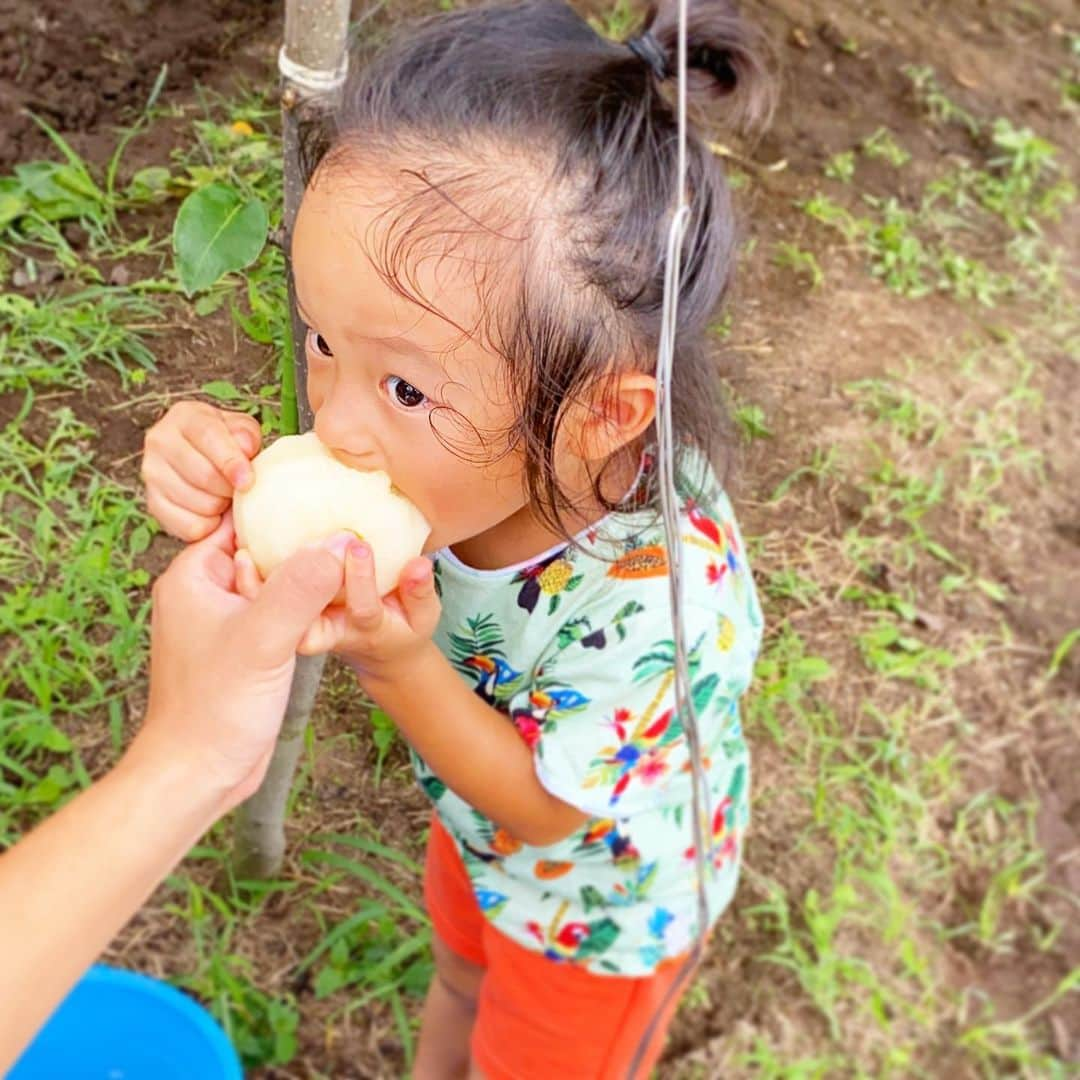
[[306, 328, 333, 357], [385, 375, 428, 410]]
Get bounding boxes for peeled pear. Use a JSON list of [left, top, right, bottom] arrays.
[[233, 432, 430, 596]]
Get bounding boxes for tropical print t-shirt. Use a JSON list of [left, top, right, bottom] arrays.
[[413, 453, 764, 976]]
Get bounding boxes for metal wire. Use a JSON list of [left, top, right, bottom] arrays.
[[626, 0, 715, 1072]]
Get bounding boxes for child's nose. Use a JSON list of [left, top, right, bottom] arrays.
[[313, 413, 386, 473]]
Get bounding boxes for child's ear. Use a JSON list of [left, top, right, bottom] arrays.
[[572, 371, 657, 462]]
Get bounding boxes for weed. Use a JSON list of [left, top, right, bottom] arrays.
[[857, 619, 956, 691], [746, 625, 833, 748], [732, 402, 773, 442], [824, 150, 856, 184], [862, 197, 931, 297], [298, 833, 433, 1064], [0, 287, 160, 392], [773, 242, 824, 288], [1046, 628, 1079, 679], [977, 119, 1075, 231], [709, 311, 733, 339], [768, 447, 838, 503], [946, 794, 1047, 953], [902, 64, 980, 134], [368, 708, 400, 786], [840, 582, 917, 623], [173, 90, 283, 210], [762, 568, 821, 608], [1, 69, 168, 252], [843, 378, 946, 445], [861, 127, 911, 168], [936, 248, 1011, 307], [167, 874, 302, 1069], [0, 406, 151, 840], [798, 191, 866, 243]]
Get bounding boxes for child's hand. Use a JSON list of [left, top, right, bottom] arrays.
[[234, 538, 441, 684], [141, 401, 262, 541]]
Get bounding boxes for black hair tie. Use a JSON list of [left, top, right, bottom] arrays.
[[626, 31, 669, 82]]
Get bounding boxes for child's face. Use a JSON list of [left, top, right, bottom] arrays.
[[292, 165, 538, 558]]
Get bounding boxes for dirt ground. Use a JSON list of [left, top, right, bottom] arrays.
[[1, 0, 1077, 1076]]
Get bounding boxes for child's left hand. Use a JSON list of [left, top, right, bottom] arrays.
[[235, 537, 440, 683]]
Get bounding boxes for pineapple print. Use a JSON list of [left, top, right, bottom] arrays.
[[514, 551, 584, 615]]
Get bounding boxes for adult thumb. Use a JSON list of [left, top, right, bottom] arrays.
[[238, 545, 346, 665]]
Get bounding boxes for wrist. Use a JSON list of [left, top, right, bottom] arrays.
[[354, 639, 445, 700], [119, 719, 231, 824]]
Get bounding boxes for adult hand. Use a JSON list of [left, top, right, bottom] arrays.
[[137, 514, 349, 811], [234, 540, 440, 688]]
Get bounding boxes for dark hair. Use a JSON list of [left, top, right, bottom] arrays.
[[299, 0, 774, 538]]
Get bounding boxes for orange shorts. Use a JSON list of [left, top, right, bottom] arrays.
[[424, 814, 692, 1080]]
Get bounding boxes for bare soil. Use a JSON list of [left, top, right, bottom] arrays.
[[1, 0, 1077, 1076]]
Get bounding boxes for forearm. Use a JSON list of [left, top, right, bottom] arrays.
[[362, 646, 585, 846], [0, 728, 222, 1072]]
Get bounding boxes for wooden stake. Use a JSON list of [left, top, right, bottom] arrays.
[[232, 0, 350, 879]]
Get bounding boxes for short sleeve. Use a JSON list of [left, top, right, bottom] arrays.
[[514, 585, 760, 819]]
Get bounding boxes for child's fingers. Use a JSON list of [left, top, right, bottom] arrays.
[[145, 489, 220, 543], [398, 557, 440, 636], [183, 413, 254, 492], [234, 549, 263, 601], [158, 430, 234, 499], [344, 542, 383, 631], [146, 457, 232, 517], [221, 410, 263, 464], [297, 609, 346, 655]]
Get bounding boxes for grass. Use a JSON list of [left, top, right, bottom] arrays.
[[0, 405, 152, 840], [1, 6, 1078, 1078], [808, 92, 1074, 309]]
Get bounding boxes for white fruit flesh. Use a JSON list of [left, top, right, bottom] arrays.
[[233, 432, 431, 596]]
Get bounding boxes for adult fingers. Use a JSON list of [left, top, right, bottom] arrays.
[[234, 548, 263, 601], [297, 608, 347, 656], [153, 524, 238, 602], [185, 514, 243, 591], [236, 543, 349, 665]]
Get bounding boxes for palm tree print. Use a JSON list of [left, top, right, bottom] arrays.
[[446, 614, 523, 706], [582, 632, 720, 806]]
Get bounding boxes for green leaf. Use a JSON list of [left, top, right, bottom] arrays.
[[126, 166, 172, 201], [172, 183, 268, 295], [312, 965, 346, 999], [792, 656, 833, 682], [128, 524, 152, 556], [201, 379, 242, 402], [13, 161, 101, 221], [193, 291, 228, 317], [1047, 628, 1079, 679], [0, 178, 28, 231]]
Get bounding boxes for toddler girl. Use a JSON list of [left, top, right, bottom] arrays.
[[141, 1, 771, 1076]]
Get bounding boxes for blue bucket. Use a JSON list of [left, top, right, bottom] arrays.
[[9, 964, 243, 1080]]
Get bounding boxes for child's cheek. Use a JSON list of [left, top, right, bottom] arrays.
[[306, 371, 327, 414]]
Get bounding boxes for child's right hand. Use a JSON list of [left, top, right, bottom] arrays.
[[141, 401, 262, 541]]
